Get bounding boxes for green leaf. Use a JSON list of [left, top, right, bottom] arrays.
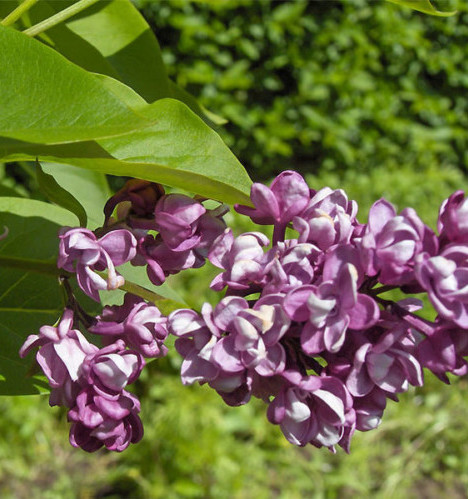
[[0, 98, 253, 205], [53, 0, 170, 102], [0, 196, 77, 226], [26, 1, 121, 79], [36, 159, 87, 227], [386, 0, 457, 16], [0, 197, 76, 395], [41, 162, 111, 230], [0, 24, 158, 145], [35, 0, 223, 126]]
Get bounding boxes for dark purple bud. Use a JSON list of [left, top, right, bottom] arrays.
[[104, 179, 165, 226]]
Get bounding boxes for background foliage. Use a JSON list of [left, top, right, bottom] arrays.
[[1, 0, 468, 498], [137, 0, 465, 181]]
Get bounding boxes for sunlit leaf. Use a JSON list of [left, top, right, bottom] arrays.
[[386, 0, 457, 16], [0, 24, 158, 145], [0, 97, 253, 205]]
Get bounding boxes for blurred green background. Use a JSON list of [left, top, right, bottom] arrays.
[[2, 0, 468, 497]]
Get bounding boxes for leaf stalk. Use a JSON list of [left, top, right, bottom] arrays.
[[23, 0, 100, 37], [1, 0, 38, 27]]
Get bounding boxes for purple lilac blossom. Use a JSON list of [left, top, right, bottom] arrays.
[[416, 322, 468, 383], [235, 170, 310, 228], [136, 234, 199, 286], [20, 309, 146, 452], [20, 309, 97, 394], [415, 244, 468, 328], [346, 321, 423, 396], [133, 198, 226, 286], [283, 248, 379, 354], [360, 199, 438, 286], [79, 340, 144, 399], [267, 372, 354, 450], [154, 194, 207, 251], [293, 187, 358, 251], [209, 230, 270, 291], [438, 190, 468, 247], [68, 387, 143, 452], [262, 240, 318, 294], [58, 228, 137, 301], [90, 294, 169, 358]]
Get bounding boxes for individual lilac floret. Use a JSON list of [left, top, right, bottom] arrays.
[[416, 323, 468, 383], [262, 240, 318, 294], [212, 295, 290, 377], [79, 340, 144, 400], [170, 299, 254, 407], [267, 372, 354, 450], [209, 230, 270, 291], [136, 234, 200, 286], [135, 202, 226, 286], [154, 194, 226, 253], [352, 387, 388, 432], [235, 170, 310, 239], [284, 248, 379, 354], [68, 387, 143, 452], [169, 304, 221, 385], [19, 309, 97, 400], [360, 199, 438, 286], [346, 321, 423, 397], [415, 244, 468, 328], [293, 187, 358, 251], [58, 228, 137, 301], [90, 294, 169, 358], [438, 190, 468, 247]]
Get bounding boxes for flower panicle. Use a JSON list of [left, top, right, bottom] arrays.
[[22, 174, 468, 453]]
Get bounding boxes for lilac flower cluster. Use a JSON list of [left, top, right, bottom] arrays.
[[21, 181, 224, 452], [168, 172, 468, 452], [58, 180, 227, 300], [20, 296, 169, 451], [21, 173, 468, 454]]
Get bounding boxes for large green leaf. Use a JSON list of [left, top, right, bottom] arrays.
[[36, 160, 88, 227], [58, 0, 170, 102], [386, 0, 457, 16], [0, 98, 253, 205], [0, 24, 158, 145], [0, 198, 77, 395], [41, 162, 111, 230], [30, 0, 223, 126]]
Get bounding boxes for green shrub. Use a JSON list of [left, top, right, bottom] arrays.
[[137, 0, 465, 180]]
